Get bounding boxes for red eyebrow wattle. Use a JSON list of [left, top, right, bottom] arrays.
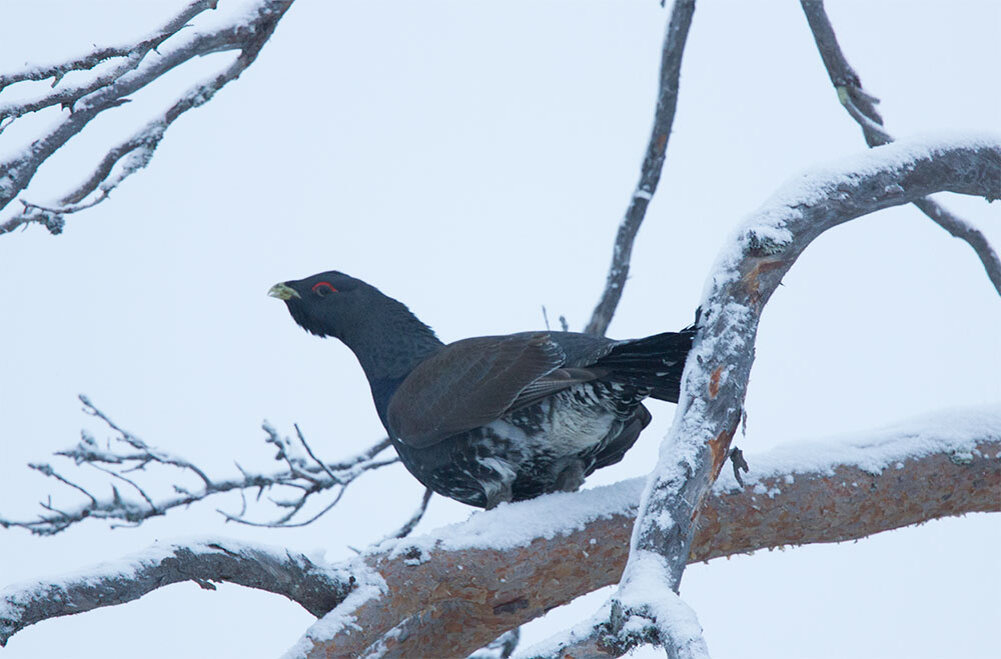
[[312, 281, 338, 293]]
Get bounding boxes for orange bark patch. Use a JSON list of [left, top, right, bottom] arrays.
[[707, 424, 737, 483], [708, 366, 723, 398], [742, 258, 786, 305]]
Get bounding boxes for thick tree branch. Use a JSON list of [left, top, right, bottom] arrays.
[[585, 0, 695, 336], [4, 407, 996, 651], [800, 0, 1001, 295], [0, 539, 351, 647], [0, 396, 397, 534], [294, 407, 1000, 658], [0, 0, 294, 236], [534, 135, 1001, 658]]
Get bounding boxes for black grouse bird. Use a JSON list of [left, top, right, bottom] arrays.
[[269, 271, 695, 509]]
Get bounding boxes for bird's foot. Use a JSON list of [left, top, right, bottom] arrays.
[[483, 480, 514, 510], [554, 459, 586, 493]]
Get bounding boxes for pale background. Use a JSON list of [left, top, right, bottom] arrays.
[[1, 1, 998, 657]]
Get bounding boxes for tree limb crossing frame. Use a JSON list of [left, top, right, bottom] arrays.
[[519, 136, 1000, 659], [3, 419, 997, 651]]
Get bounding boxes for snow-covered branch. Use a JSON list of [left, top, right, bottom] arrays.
[[533, 135, 1001, 658], [585, 0, 695, 337], [0, 395, 397, 534], [293, 406, 1000, 658], [4, 406, 996, 652], [0, 0, 294, 236], [0, 538, 351, 647], [3, 139, 994, 657], [800, 0, 1001, 295]]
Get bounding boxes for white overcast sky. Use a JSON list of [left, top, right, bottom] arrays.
[[1, 1, 999, 658]]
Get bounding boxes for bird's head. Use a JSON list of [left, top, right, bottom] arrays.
[[268, 270, 376, 339]]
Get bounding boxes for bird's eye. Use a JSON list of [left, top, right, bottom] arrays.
[[312, 282, 338, 296]]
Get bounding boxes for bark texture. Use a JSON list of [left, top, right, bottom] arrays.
[[0, 540, 350, 646], [296, 435, 1000, 658], [4, 423, 997, 653], [522, 136, 1000, 658]]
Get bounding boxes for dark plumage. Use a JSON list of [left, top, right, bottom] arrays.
[[269, 271, 695, 508]]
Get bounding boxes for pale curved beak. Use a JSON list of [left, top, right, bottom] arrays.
[[268, 283, 300, 300]]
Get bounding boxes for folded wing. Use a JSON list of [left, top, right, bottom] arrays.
[[387, 333, 591, 448]]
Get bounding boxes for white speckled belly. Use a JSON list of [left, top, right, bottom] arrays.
[[491, 383, 619, 456]]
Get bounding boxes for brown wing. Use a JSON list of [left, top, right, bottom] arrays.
[[387, 333, 570, 448]]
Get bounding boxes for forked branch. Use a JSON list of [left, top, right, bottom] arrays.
[[0, 0, 295, 236], [4, 405, 996, 652], [0, 395, 397, 534], [526, 136, 1000, 658], [5, 410, 995, 651], [800, 0, 1001, 295]]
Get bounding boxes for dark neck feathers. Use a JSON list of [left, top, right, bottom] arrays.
[[337, 295, 444, 383]]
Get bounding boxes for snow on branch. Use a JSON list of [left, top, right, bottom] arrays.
[[2, 139, 994, 658], [3, 406, 996, 652], [585, 0, 695, 337], [0, 0, 294, 236], [0, 395, 397, 534], [0, 538, 352, 647], [529, 134, 1001, 658], [800, 0, 1001, 295], [290, 406, 1000, 658]]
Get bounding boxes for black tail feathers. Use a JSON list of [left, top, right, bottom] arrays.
[[596, 324, 696, 403]]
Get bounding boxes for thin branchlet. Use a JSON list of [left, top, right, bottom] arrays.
[[0, 395, 398, 535], [799, 0, 1001, 296], [585, 0, 696, 337], [0, 0, 295, 236]]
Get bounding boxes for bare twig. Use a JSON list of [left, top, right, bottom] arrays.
[[799, 0, 883, 143], [0, 1, 219, 120], [528, 136, 1001, 658], [383, 488, 434, 541], [585, 0, 696, 336], [0, 395, 397, 535], [800, 0, 1001, 295], [0, 0, 295, 236], [0, 1, 218, 93]]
